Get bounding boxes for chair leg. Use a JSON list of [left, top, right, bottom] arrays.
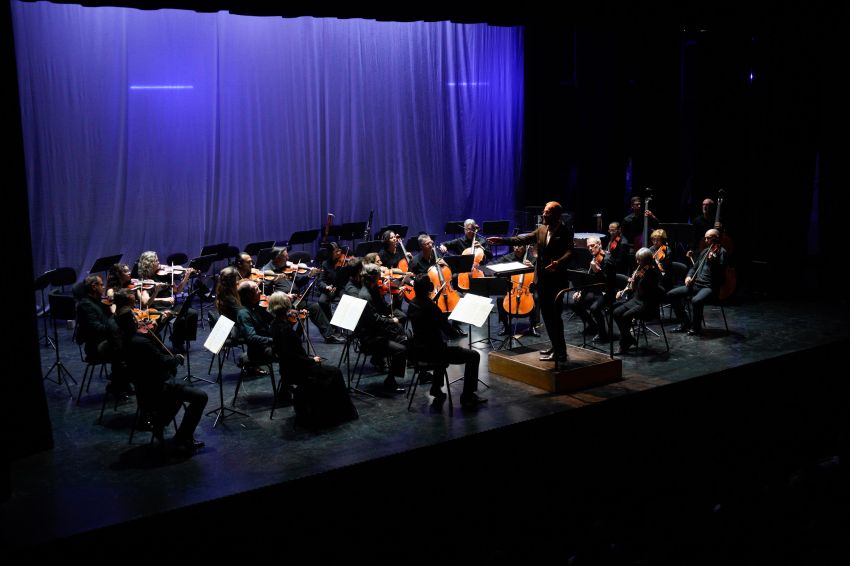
[[232, 369, 246, 407], [406, 369, 420, 411]]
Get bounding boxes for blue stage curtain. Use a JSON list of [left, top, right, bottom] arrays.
[[13, 2, 523, 277]]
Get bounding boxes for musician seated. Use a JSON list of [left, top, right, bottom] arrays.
[[138, 250, 197, 354], [438, 218, 492, 262], [268, 292, 358, 426], [613, 247, 663, 353], [316, 242, 350, 322], [235, 280, 276, 366], [105, 263, 140, 312], [364, 253, 407, 325], [410, 233, 466, 337], [492, 244, 540, 336], [119, 313, 208, 455], [408, 274, 485, 408], [215, 266, 242, 322], [567, 237, 617, 343], [261, 247, 345, 344], [356, 264, 408, 393], [605, 222, 633, 275], [666, 229, 727, 336], [649, 229, 674, 291]]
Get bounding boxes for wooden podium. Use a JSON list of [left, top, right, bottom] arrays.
[[488, 345, 621, 393]]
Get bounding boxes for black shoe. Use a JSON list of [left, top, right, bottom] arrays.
[[324, 334, 346, 344], [371, 356, 387, 371], [498, 325, 509, 336], [419, 372, 434, 385], [539, 351, 561, 361], [618, 337, 637, 354], [687, 328, 703, 336], [528, 327, 541, 337], [454, 327, 468, 337], [429, 386, 447, 400], [539, 347, 554, 356], [672, 324, 690, 333], [592, 334, 610, 343], [460, 393, 487, 409]]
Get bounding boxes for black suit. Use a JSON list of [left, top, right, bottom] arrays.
[[407, 297, 480, 398], [504, 219, 575, 357], [76, 296, 121, 359]]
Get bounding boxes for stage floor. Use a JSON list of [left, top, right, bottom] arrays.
[[4, 296, 850, 556]]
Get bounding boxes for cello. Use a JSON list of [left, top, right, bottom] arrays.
[[456, 225, 485, 291], [502, 244, 535, 317], [428, 245, 460, 313]]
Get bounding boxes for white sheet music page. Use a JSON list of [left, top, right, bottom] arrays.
[[204, 315, 235, 354], [485, 261, 528, 275], [448, 293, 493, 327], [330, 294, 368, 332]]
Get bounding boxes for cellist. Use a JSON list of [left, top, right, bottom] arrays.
[[409, 234, 466, 337]]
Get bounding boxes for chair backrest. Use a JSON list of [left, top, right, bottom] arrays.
[[34, 269, 55, 291], [49, 267, 77, 289], [48, 290, 77, 321], [670, 261, 689, 285]]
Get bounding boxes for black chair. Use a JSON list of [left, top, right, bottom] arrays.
[[76, 343, 110, 406], [691, 296, 730, 335], [44, 291, 78, 395], [632, 306, 670, 354], [406, 360, 452, 412], [232, 352, 277, 409]]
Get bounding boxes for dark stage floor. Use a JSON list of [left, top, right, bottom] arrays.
[[5, 295, 850, 562]]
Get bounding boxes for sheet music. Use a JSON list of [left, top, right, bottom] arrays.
[[485, 261, 530, 275], [448, 293, 493, 327], [330, 294, 368, 332], [204, 315, 235, 355]]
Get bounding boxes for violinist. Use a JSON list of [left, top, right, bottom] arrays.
[[439, 219, 492, 262], [105, 263, 141, 311], [261, 247, 345, 344], [667, 229, 727, 336], [378, 230, 413, 277], [268, 292, 358, 426], [119, 302, 207, 456], [215, 266, 242, 322], [355, 264, 408, 393], [605, 222, 632, 275], [138, 251, 197, 355], [316, 242, 351, 322], [235, 279, 276, 364], [567, 237, 617, 343], [649, 229, 673, 290], [75, 274, 131, 393], [488, 201, 574, 368], [493, 244, 540, 336], [613, 247, 663, 353]]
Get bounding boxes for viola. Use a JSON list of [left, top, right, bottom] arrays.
[[652, 244, 668, 273], [608, 235, 620, 252]]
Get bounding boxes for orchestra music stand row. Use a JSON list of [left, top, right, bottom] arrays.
[[89, 254, 123, 276], [354, 240, 384, 257]]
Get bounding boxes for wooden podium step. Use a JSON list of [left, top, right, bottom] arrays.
[[488, 345, 622, 393]]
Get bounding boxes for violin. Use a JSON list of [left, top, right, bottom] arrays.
[[127, 278, 157, 291], [286, 308, 309, 324], [616, 264, 650, 301], [156, 265, 188, 276], [652, 244, 668, 273], [607, 235, 620, 252]]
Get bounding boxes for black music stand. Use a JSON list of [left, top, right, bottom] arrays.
[[200, 242, 229, 262], [34, 270, 56, 349], [188, 254, 217, 329], [89, 254, 123, 277], [244, 241, 275, 258], [468, 277, 511, 352], [205, 317, 249, 428], [175, 289, 213, 385], [444, 221, 465, 235], [288, 229, 320, 251], [339, 222, 367, 249], [443, 254, 474, 276], [354, 240, 384, 257], [483, 220, 510, 255]]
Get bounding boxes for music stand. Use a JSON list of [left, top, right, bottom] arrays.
[[482, 220, 509, 235], [256, 247, 277, 270], [200, 242, 229, 261], [188, 254, 217, 328], [203, 315, 247, 427], [340, 222, 367, 247], [244, 241, 275, 258], [89, 254, 123, 277], [354, 240, 384, 257], [468, 277, 511, 352], [442, 255, 474, 276], [175, 289, 213, 385], [288, 229, 320, 250], [444, 221, 465, 235], [329, 294, 372, 398]]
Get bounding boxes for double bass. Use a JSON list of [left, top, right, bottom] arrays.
[[697, 189, 736, 299], [502, 244, 535, 317]]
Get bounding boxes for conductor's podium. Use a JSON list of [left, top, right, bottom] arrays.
[[488, 345, 621, 393]]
